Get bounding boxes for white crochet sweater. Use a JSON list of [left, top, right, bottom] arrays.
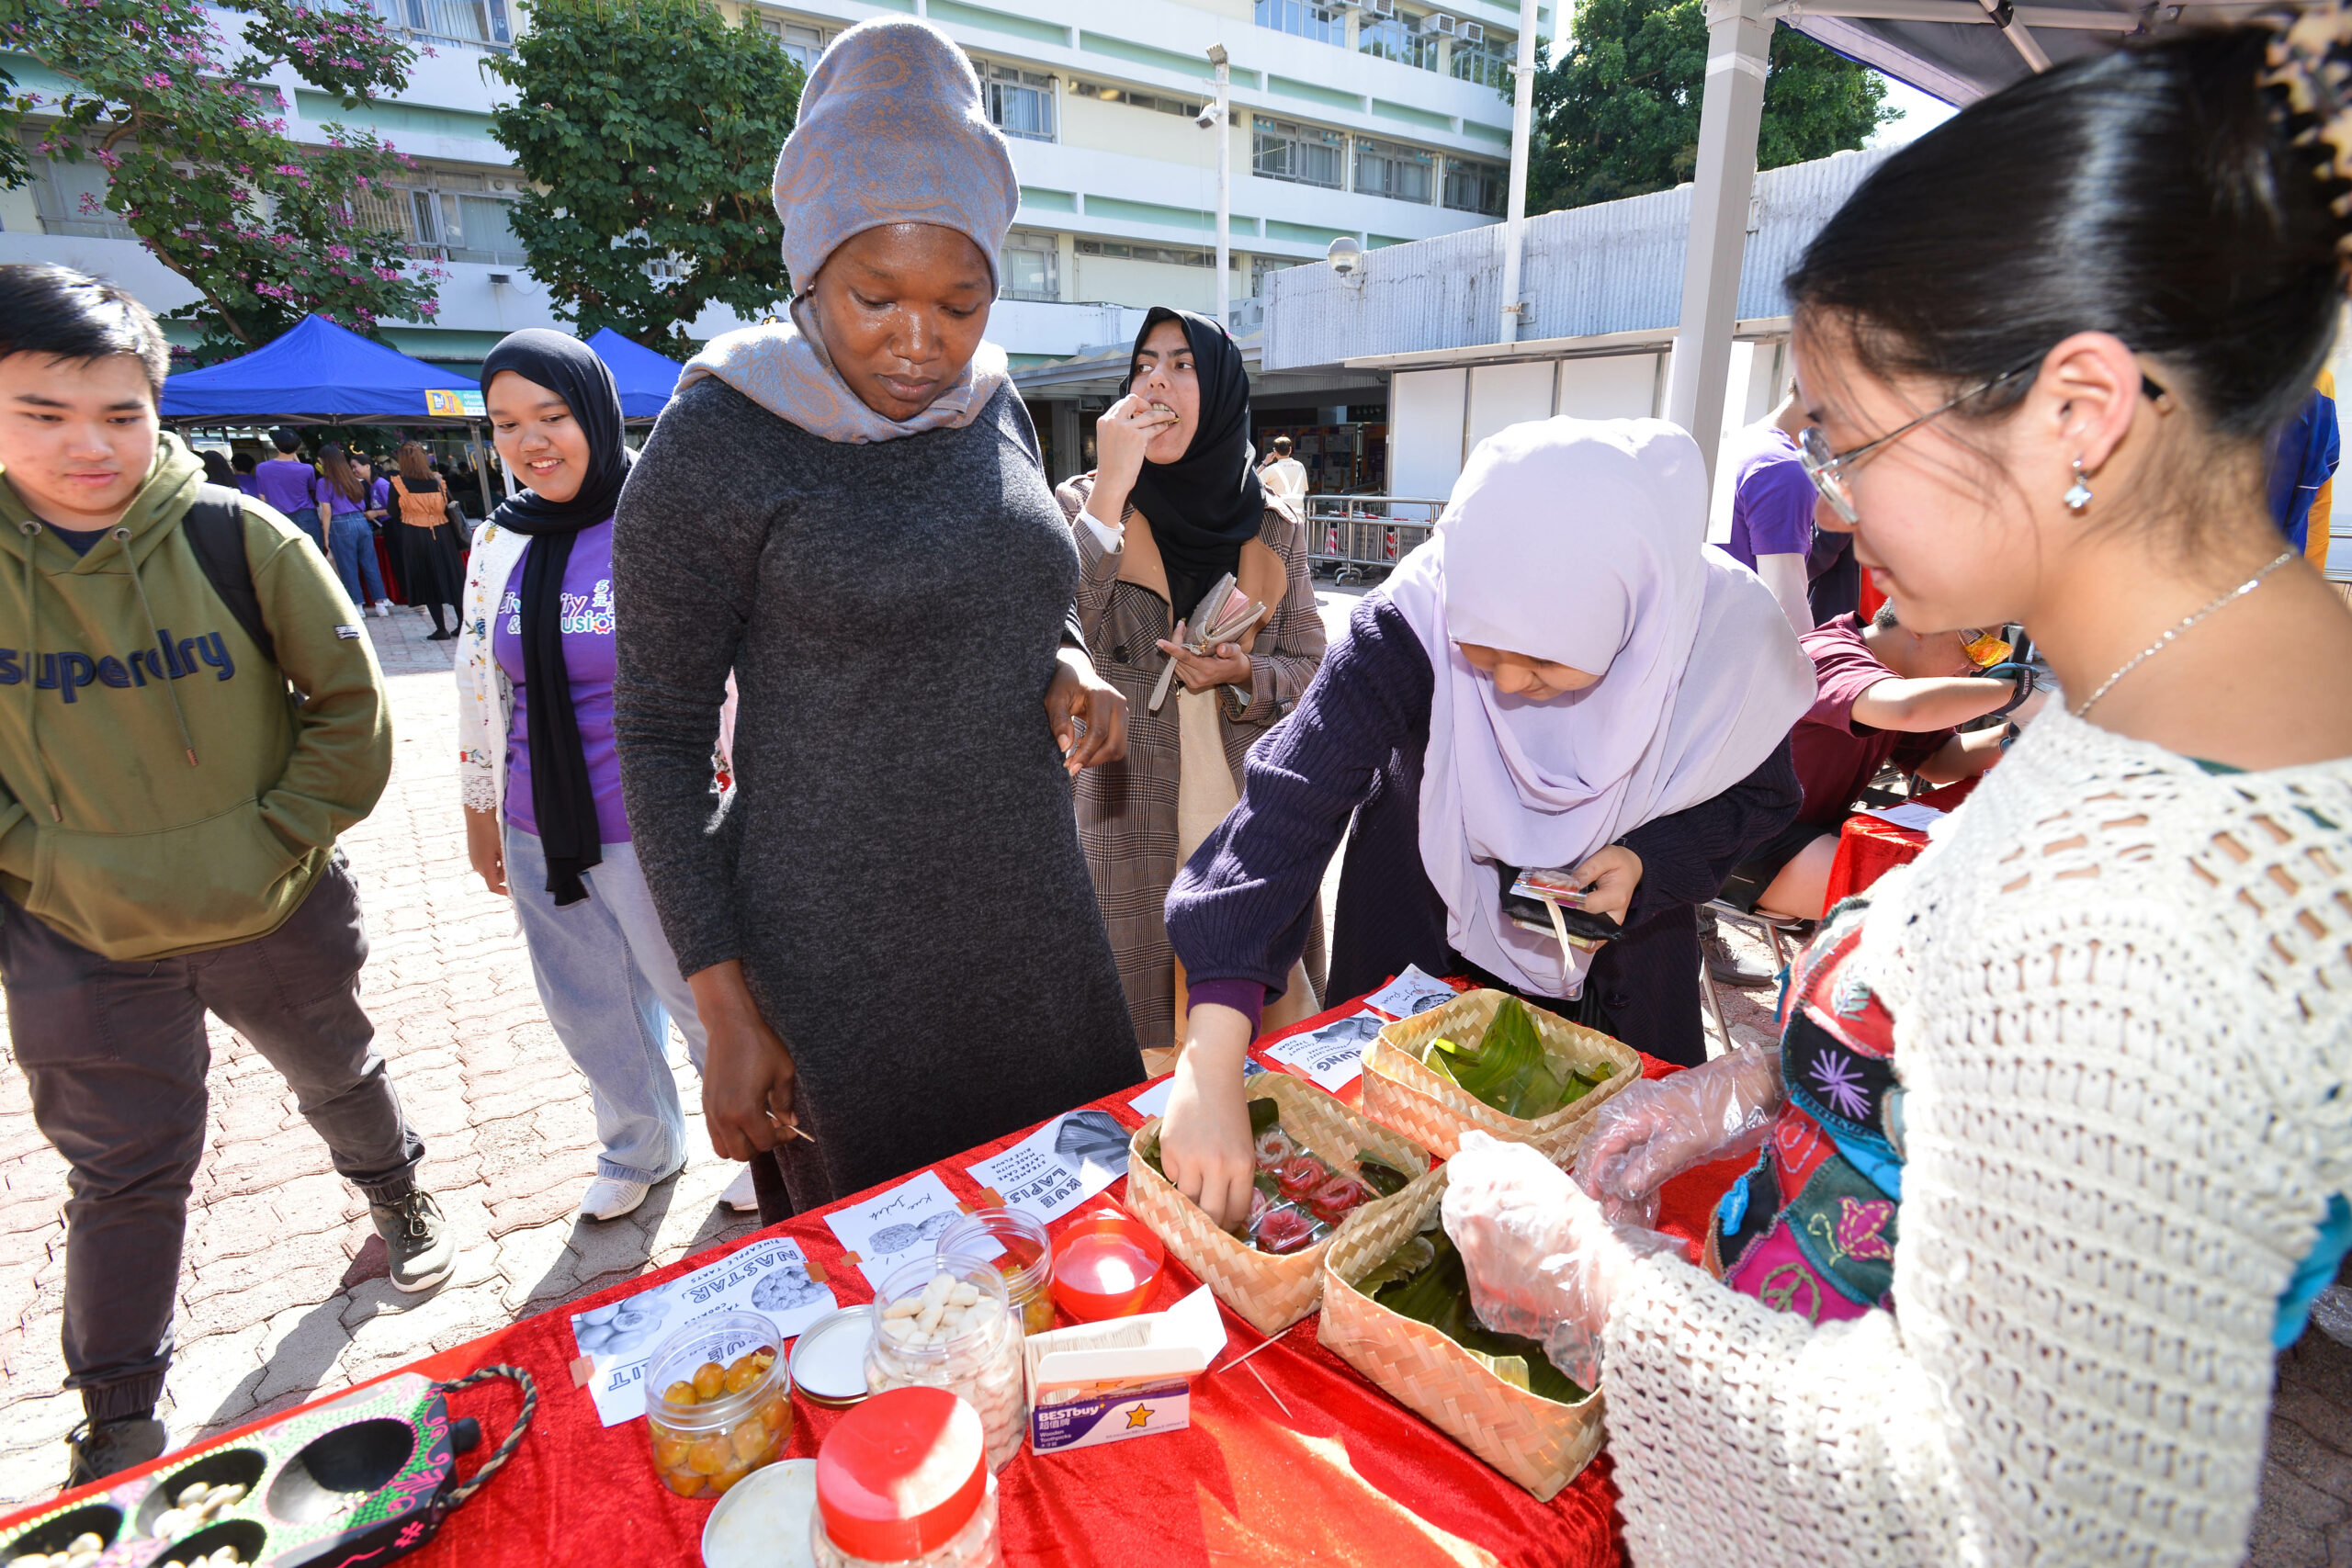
[[1600, 706, 2352, 1567]]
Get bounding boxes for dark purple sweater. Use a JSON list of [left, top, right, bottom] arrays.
[[1166, 592, 1802, 1067]]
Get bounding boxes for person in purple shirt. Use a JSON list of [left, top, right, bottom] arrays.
[[455, 330, 725, 1224], [250, 427, 324, 550], [231, 451, 261, 498], [1720, 387, 1861, 628]]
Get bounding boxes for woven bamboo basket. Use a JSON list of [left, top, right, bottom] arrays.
[[1362, 988, 1639, 1161], [1127, 1071, 1436, 1337], [1318, 1168, 1604, 1500]]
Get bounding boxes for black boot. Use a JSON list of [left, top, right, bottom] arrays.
[[426, 605, 457, 641]]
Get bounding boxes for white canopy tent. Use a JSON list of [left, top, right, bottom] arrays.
[[1630, 0, 2266, 479]]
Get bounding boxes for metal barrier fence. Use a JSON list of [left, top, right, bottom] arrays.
[[1302, 496, 1447, 583]]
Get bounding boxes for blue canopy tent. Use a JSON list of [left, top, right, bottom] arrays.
[[161, 314, 482, 426], [583, 328, 684, 423], [161, 313, 496, 512]]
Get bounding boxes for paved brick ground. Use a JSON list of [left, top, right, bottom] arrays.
[[0, 607, 759, 1506], [1, 588, 2335, 1545]]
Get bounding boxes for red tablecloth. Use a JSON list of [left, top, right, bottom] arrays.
[[1819, 775, 1984, 909], [9, 989, 1744, 1566]]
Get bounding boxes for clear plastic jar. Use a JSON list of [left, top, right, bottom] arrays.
[[809, 1472, 999, 1568], [935, 1209, 1053, 1337], [864, 1259, 1028, 1473], [645, 1312, 794, 1499]]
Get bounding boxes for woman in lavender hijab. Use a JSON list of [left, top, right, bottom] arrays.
[[1160, 418, 1815, 1228], [612, 17, 1143, 1222]]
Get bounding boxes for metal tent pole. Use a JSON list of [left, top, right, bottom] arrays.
[[1498, 0, 1542, 344], [1665, 0, 1773, 486], [1209, 44, 1232, 330]]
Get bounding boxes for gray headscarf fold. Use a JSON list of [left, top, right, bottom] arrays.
[[677, 17, 1018, 445]]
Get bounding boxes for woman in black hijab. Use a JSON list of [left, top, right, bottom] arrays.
[[454, 330, 730, 1224], [1057, 307, 1329, 1056]]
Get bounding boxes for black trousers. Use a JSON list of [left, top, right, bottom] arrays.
[[2, 856, 423, 1420]]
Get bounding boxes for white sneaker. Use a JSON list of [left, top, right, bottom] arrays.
[[720, 1165, 760, 1213], [579, 1176, 651, 1222], [372, 601, 394, 618]]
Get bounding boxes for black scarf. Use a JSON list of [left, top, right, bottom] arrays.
[[1121, 307, 1265, 620], [480, 329, 632, 908]]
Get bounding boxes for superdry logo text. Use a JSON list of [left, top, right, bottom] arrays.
[[0, 628, 236, 703]]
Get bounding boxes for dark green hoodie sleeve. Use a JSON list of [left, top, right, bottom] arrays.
[[245, 506, 392, 851]]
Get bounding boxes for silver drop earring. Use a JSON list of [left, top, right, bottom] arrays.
[[2063, 458, 2093, 513]]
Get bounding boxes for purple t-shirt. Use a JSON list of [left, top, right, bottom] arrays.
[[1723, 423, 1816, 570], [251, 458, 318, 520], [368, 477, 392, 513], [492, 520, 629, 846]]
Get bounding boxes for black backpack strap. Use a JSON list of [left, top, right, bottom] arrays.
[[184, 483, 277, 665]]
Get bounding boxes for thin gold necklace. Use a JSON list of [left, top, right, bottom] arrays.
[[2072, 549, 2296, 717]]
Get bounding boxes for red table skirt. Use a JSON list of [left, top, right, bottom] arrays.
[[1820, 774, 1985, 909], [8, 989, 1743, 1567]]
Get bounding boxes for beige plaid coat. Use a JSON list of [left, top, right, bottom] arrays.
[[1057, 474, 1329, 1055]]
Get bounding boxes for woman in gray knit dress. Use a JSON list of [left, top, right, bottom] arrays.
[[611, 17, 1142, 1218]]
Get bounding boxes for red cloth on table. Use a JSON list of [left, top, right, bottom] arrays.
[[8, 988, 1740, 1567], [1820, 774, 1984, 908]]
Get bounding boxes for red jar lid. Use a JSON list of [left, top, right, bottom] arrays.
[[815, 1387, 987, 1561]]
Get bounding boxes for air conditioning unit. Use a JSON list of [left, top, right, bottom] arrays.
[[1431, 13, 1457, 33], [1461, 20, 1484, 40], [1367, 0, 1394, 17]]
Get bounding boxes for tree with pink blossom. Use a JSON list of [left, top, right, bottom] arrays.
[[1, 0, 444, 361]]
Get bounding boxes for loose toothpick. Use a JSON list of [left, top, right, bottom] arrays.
[[1244, 1359, 1292, 1418], [1214, 1327, 1285, 1377]]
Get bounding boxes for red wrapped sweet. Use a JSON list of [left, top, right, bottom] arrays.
[[1250, 1201, 1327, 1257], [1268, 1155, 1329, 1201], [1301, 1172, 1373, 1224]]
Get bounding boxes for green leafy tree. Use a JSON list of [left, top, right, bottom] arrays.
[[0, 0, 443, 360], [1528, 0, 1894, 214], [484, 0, 802, 354]]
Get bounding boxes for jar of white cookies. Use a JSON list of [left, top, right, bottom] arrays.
[[864, 1258, 1027, 1472], [810, 1388, 1001, 1568]]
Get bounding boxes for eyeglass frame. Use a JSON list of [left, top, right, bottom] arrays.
[[1796, 354, 2170, 525]]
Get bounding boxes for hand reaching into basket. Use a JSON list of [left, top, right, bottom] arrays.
[[1159, 1002, 1259, 1231], [1442, 1133, 1681, 1390], [1574, 1044, 1784, 1228]]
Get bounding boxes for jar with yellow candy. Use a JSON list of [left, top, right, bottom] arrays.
[[935, 1208, 1054, 1337], [644, 1312, 795, 1500]]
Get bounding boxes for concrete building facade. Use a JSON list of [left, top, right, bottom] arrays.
[[1, 0, 1541, 437]]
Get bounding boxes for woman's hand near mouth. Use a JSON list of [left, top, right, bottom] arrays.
[[1087, 394, 1181, 528]]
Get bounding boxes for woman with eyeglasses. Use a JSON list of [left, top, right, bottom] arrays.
[[1156, 415, 1815, 1229], [1442, 23, 2352, 1568]]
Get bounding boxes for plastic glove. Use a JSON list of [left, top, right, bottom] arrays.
[[1574, 1044, 1783, 1228], [1442, 1132, 1681, 1389]]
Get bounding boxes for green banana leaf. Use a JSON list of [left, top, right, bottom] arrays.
[[1355, 1155, 1414, 1198], [1249, 1097, 1281, 1139], [1367, 1227, 1586, 1405], [1421, 998, 1578, 1120]]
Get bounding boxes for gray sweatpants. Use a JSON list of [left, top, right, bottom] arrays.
[[1, 855, 423, 1422]]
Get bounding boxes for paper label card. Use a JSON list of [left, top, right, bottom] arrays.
[[1861, 801, 1946, 832], [569, 1235, 835, 1427], [1131, 1056, 1257, 1123], [821, 1168, 967, 1290], [966, 1109, 1129, 1225], [1261, 1010, 1386, 1093], [1363, 965, 1458, 1020]]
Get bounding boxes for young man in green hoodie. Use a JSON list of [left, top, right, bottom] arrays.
[[0, 265, 458, 1487]]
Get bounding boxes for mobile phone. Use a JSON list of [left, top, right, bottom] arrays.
[[1498, 864, 1623, 945]]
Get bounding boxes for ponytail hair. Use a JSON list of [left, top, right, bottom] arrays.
[[317, 442, 365, 505], [1787, 23, 2351, 444]]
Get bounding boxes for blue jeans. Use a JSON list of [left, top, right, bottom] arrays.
[[328, 511, 385, 606], [503, 828, 707, 1184]]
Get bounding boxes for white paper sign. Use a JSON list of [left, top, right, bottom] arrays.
[[1364, 964, 1457, 1020], [1129, 1056, 1261, 1122], [1261, 1010, 1386, 1093], [1129, 1077, 1174, 1120], [966, 1109, 1130, 1224], [1861, 801, 1946, 832], [568, 1235, 835, 1427], [822, 1168, 967, 1289]]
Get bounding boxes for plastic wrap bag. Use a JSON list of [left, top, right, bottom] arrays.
[[1573, 1044, 1783, 1228], [1441, 1133, 1679, 1389]]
